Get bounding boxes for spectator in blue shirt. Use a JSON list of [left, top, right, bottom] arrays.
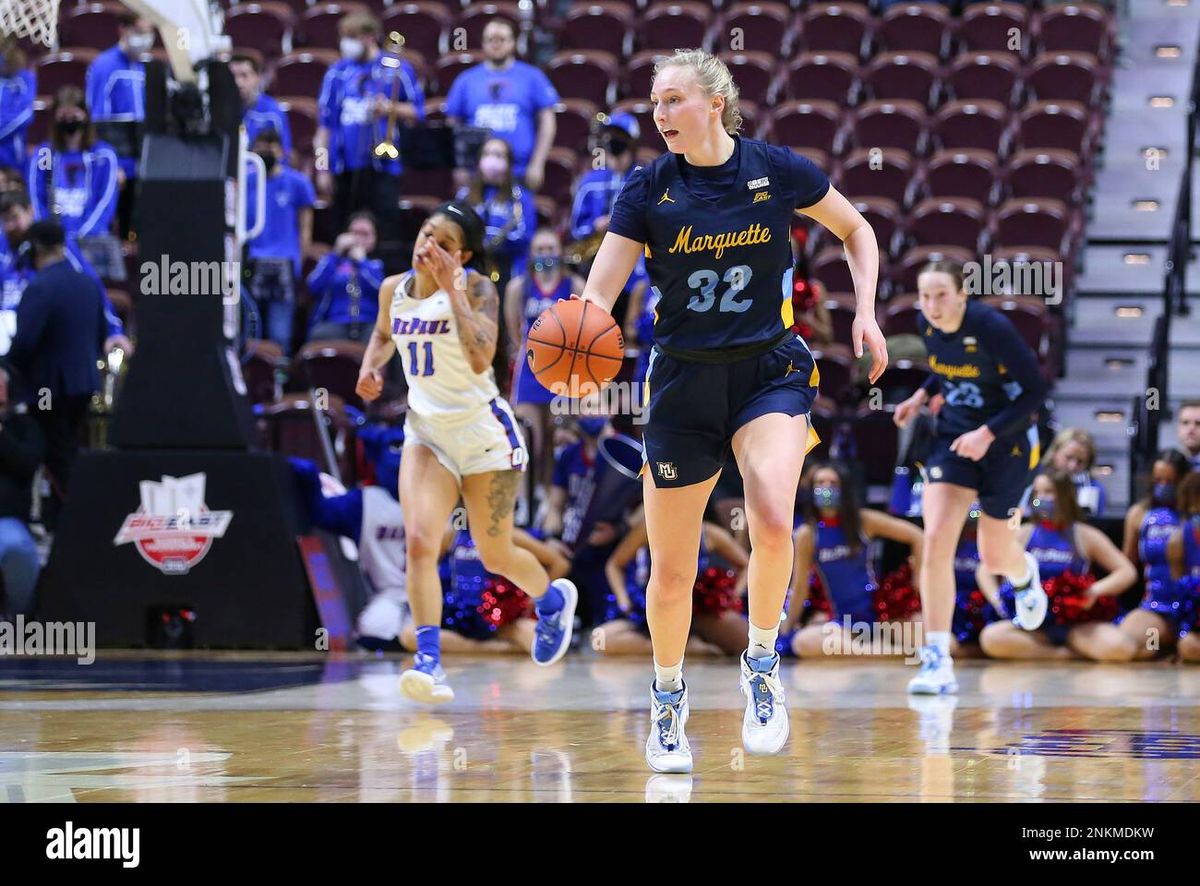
[[314, 11, 424, 233], [0, 38, 34, 170], [306, 210, 385, 342], [245, 129, 316, 353], [569, 111, 639, 247], [230, 54, 293, 160], [85, 12, 152, 238], [26, 86, 122, 280], [444, 18, 558, 191], [0, 188, 130, 357], [456, 136, 536, 300]]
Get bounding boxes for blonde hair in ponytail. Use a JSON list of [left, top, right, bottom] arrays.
[[653, 49, 743, 136]]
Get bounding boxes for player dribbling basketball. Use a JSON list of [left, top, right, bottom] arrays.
[[356, 200, 578, 704], [574, 50, 888, 772]]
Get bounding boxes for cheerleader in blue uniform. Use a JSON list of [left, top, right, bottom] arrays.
[[597, 505, 750, 655], [979, 470, 1136, 660], [398, 523, 571, 654], [783, 463, 924, 657], [504, 228, 586, 489], [1167, 472, 1200, 662]]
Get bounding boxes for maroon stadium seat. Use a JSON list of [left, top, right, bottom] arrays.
[[1027, 51, 1103, 105], [849, 404, 900, 483], [851, 99, 927, 156], [890, 245, 974, 293], [876, 358, 931, 404], [822, 291, 859, 345], [982, 294, 1049, 360], [560, 2, 634, 58], [881, 293, 923, 337], [990, 197, 1071, 253], [35, 50, 96, 96], [836, 147, 914, 208], [1036, 2, 1113, 60], [381, 3, 452, 61], [718, 2, 796, 56], [540, 147, 578, 204], [624, 50, 669, 101], [59, 3, 125, 52], [640, 2, 713, 53], [394, 194, 442, 241], [801, 2, 873, 58], [278, 96, 318, 154], [932, 99, 1010, 155], [947, 51, 1022, 105], [547, 50, 618, 107], [299, 3, 364, 50], [908, 196, 987, 252], [260, 393, 358, 482], [738, 100, 762, 141], [863, 51, 939, 107], [553, 98, 599, 152], [1017, 101, 1092, 155], [878, 2, 951, 57], [718, 52, 775, 105], [771, 100, 845, 155], [271, 49, 337, 98], [810, 342, 857, 403], [243, 339, 287, 405], [812, 245, 858, 295], [785, 51, 860, 105], [850, 196, 904, 258], [295, 340, 369, 410], [957, 1, 1029, 56], [1005, 148, 1081, 203], [226, 3, 294, 58], [920, 148, 998, 205]]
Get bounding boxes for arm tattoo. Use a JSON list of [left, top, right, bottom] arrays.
[[450, 272, 499, 368]]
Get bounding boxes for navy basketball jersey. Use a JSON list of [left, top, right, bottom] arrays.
[[608, 136, 829, 353], [917, 299, 1046, 439]]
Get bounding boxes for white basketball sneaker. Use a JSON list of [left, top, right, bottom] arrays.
[[645, 682, 692, 773], [1013, 552, 1047, 631], [907, 645, 959, 695], [398, 653, 455, 704], [739, 651, 790, 755]]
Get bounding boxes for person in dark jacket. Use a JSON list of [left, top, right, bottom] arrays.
[[6, 220, 105, 503], [0, 362, 44, 618]]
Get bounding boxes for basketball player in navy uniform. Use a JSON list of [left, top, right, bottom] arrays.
[[894, 261, 1049, 694], [356, 201, 578, 704], [573, 49, 888, 773]]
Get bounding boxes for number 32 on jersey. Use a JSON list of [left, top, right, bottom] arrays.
[[686, 265, 754, 314]]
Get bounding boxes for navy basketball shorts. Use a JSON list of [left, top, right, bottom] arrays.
[[925, 424, 1039, 519], [641, 333, 821, 488]]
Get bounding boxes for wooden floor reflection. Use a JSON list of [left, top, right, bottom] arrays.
[[2, 653, 1199, 802]]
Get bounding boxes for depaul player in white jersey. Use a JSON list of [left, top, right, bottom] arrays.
[[356, 200, 577, 704]]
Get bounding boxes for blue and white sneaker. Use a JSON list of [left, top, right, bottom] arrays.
[[645, 682, 692, 773], [1013, 551, 1047, 631], [907, 645, 958, 695], [739, 652, 789, 755], [399, 652, 455, 705], [531, 578, 578, 666]]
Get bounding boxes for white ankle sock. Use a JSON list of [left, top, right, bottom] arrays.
[[654, 658, 684, 693], [747, 621, 779, 660], [927, 631, 951, 656]]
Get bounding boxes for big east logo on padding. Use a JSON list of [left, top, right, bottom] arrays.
[[114, 473, 233, 575]]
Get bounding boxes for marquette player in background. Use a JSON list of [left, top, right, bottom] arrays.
[[574, 49, 887, 772], [894, 261, 1048, 694], [356, 201, 578, 704]]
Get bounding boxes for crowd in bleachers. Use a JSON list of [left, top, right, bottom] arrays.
[[8, 0, 1196, 665]]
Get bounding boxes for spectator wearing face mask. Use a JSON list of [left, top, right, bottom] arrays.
[[306, 210, 385, 342], [0, 37, 35, 171], [244, 129, 315, 352], [504, 227, 586, 492], [569, 112, 640, 248], [444, 19, 558, 190], [456, 137, 536, 300], [314, 12, 424, 233], [85, 12, 152, 238], [229, 53, 293, 159], [25, 86, 122, 280]]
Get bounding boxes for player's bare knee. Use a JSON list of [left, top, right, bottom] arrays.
[[405, 529, 442, 563], [649, 566, 697, 603], [746, 509, 793, 550]]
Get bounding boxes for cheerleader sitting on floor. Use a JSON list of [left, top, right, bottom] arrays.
[[1167, 472, 1200, 662]]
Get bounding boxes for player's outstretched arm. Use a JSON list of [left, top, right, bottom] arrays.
[[356, 274, 401, 402], [799, 186, 888, 383], [579, 232, 644, 314]]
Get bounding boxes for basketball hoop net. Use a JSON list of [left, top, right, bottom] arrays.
[[0, 0, 60, 47]]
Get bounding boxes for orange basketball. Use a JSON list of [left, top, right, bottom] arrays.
[[525, 297, 625, 398]]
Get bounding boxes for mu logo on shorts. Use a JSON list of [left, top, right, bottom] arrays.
[[656, 462, 678, 481]]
